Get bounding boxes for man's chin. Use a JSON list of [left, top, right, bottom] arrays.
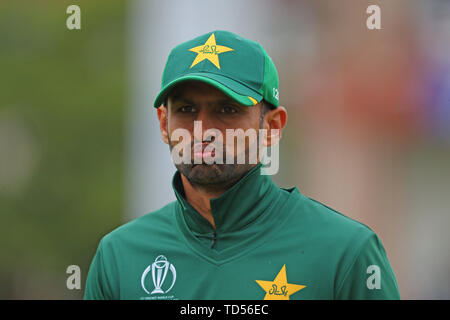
[[182, 163, 224, 180], [176, 163, 241, 187]]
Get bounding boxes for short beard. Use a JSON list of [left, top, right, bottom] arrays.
[[173, 162, 253, 194]]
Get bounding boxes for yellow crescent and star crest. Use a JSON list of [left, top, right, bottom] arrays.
[[255, 265, 306, 300], [188, 33, 234, 70]]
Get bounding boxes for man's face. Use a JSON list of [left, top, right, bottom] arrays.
[[160, 81, 264, 191]]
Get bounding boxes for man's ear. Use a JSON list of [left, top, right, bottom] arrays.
[[157, 106, 169, 145], [262, 106, 287, 147]]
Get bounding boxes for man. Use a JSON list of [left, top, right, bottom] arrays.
[[85, 30, 400, 300]]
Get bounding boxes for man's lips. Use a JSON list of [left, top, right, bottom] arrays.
[[193, 142, 216, 160]]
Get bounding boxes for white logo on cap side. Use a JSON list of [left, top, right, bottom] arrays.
[[273, 88, 279, 100]]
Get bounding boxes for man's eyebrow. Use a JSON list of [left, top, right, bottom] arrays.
[[216, 98, 242, 107], [170, 95, 196, 105]]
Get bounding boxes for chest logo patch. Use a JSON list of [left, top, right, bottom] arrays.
[[141, 255, 177, 295], [255, 264, 306, 300]]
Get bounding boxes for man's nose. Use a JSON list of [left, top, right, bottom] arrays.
[[193, 110, 214, 141]]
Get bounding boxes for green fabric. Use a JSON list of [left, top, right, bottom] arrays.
[[261, 45, 280, 107], [153, 30, 280, 108], [154, 73, 263, 108], [85, 164, 400, 300]]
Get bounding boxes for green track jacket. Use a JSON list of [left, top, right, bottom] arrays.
[[85, 164, 400, 300]]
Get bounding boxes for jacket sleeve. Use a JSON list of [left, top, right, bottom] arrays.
[[84, 238, 116, 300], [335, 233, 400, 300]]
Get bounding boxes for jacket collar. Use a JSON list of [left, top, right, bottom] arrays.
[[172, 163, 281, 235]]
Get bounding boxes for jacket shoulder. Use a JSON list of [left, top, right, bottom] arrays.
[[101, 201, 178, 246], [287, 188, 377, 243]]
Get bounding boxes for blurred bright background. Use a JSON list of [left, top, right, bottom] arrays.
[[0, 0, 448, 299]]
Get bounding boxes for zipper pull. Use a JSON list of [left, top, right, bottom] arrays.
[[210, 231, 217, 249]]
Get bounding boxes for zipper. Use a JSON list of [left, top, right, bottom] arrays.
[[191, 230, 217, 249], [210, 230, 217, 249]]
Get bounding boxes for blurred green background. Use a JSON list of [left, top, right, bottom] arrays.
[[0, 0, 449, 299], [0, 0, 125, 299]]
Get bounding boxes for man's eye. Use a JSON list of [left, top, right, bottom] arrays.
[[220, 106, 238, 114], [179, 106, 195, 113]]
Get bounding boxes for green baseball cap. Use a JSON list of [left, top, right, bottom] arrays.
[[153, 30, 280, 108]]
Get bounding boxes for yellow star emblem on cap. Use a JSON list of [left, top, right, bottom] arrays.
[[188, 33, 234, 70], [255, 265, 306, 300]]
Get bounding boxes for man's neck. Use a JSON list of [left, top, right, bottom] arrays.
[[180, 174, 224, 230], [179, 164, 260, 230]]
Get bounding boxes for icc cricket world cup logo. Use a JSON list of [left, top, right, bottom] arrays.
[[141, 255, 177, 295]]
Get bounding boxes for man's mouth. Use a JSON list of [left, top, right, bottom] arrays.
[[193, 142, 215, 161]]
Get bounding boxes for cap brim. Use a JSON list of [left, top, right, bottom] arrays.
[[153, 73, 263, 108]]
